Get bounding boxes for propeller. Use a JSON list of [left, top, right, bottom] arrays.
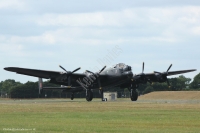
[[59, 65, 68, 72], [59, 65, 81, 86], [154, 64, 172, 87], [166, 64, 172, 74], [166, 64, 172, 87], [153, 71, 161, 74], [154, 64, 172, 75], [72, 67, 81, 73], [85, 70, 94, 75], [134, 62, 146, 83], [85, 66, 106, 90], [99, 66, 107, 74], [142, 62, 144, 73], [85, 66, 106, 101], [85, 66, 106, 76]]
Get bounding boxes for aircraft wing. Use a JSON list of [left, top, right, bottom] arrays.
[[145, 69, 196, 77], [4, 67, 85, 79], [165, 69, 197, 76], [142, 69, 196, 82], [4, 67, 107, 81], [4, 67, 62, 79]]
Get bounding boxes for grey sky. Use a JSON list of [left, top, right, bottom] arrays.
[[0, 0, 199, 83]]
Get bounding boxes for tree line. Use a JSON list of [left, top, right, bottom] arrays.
[[0, 73, 200, 98]]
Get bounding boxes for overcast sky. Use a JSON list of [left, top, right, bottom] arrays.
[[0, 0, 200, 83]]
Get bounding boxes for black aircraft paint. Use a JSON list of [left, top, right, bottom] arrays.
[[4, 63, 196, 102]]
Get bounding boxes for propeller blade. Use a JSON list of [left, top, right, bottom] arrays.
[[154, 71, 161, 74], [59, 65, 68, 72], [166, 79, 170, 87], [72, 67, 81, 73], [167, 64, 172, 73], [98, 78, 102, 89], [142, 62, 144, 73], [85, 70, 94, 74], [99, 66, 106, 73], [85, 66, 106, 91], [59, 65, 80, 85]]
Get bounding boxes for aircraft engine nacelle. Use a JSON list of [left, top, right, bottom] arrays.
[[155, 74, 167, 83], [56, 73, 68, 82], [139, 76, 147, 84], [83, 71, 97, 86], [133, 74, 147, 84]]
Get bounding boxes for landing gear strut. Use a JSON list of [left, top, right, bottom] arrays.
[[86, 89, 93, 102], [99, 88, 105, 101]]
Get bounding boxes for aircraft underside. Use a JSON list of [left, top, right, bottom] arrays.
[[41, 77, 138, 102]]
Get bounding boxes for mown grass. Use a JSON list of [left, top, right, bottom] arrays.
[[0, 99, 200, 133]]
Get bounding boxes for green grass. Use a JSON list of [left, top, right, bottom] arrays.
[[0, 99, 200, 133]]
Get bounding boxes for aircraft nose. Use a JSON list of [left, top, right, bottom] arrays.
[[128, 71, 133, 76], [123, 71, 133, 77]]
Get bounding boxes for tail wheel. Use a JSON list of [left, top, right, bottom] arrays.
[[86, 90, 93, 102], [130, 90, 138, 101]]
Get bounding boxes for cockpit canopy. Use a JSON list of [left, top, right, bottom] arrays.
[[114, 63, 132, 71], [114, 63, 126, 68]]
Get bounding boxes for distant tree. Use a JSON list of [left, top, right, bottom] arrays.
[[151, 82, 168, 91], [190, 73, 200, 90], [0, 79, 22, 94], [0, 81, 2, 91], [10, 81, 38, 98], [137, 84, 147, 94], [143, 86, 154, 94], [169, 75, 191, 90]]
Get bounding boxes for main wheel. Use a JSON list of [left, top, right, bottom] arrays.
[[130, 90, 138, 101], [86, 90, 93, 102]]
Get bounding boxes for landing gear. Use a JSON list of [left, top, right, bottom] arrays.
[[128, 83, 139, 101], [99, 88, 105, 101], [86, 89, 93, 102], [71, 93, 74, 100], [130, 89, 138, 101]]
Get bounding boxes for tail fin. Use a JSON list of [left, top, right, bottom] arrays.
[[38, 78, 43, 94]]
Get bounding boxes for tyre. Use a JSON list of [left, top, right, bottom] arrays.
[[86, 90, 93, 102], [130, 90, 138, 101]]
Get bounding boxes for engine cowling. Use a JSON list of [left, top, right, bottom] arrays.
[[155, 73, 167, 82]]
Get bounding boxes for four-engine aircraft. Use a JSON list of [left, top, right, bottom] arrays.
[[4, 63, 196, 101]]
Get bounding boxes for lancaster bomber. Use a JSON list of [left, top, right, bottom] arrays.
[[4, 63, 196, 101]]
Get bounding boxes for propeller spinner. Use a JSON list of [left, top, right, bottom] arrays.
[[59, 65, 81, 86], [154, 64, 172, 87], [85, 66, 106, 89]]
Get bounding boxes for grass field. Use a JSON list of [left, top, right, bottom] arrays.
[[140, 91, 200, 100], [0, 97, 200, 133]]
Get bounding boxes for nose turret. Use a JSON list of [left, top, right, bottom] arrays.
[[122, 70, 133, 78], [123, 65, 132, 71]]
